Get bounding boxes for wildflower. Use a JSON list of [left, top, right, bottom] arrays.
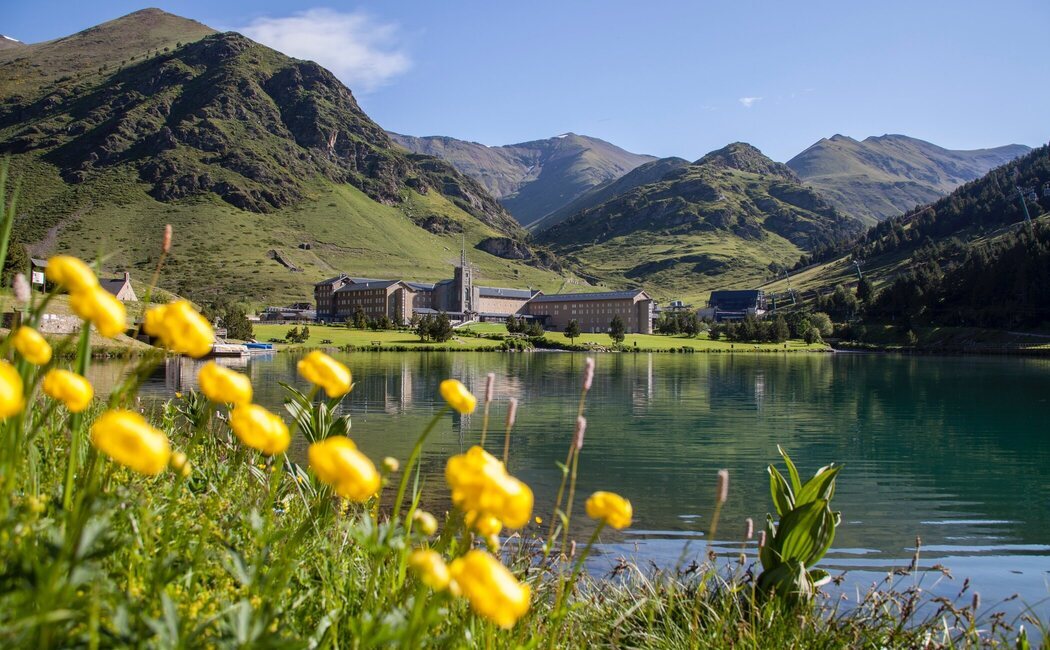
[[170, 451, 191, 478], [534, 516, 542, 525], [465, 511, 503, 537], [41, 369, 93, 413], [70, 286, 127, 338], [412, 510, 439, 536], [296, 350, 352, 398], [90, 410, 171, 475], [307, 435, 380, 501], [439, 378, 476, 414], [716, 469, 729, 504], [485, 372, 495, 403], [449, 550, 530, 629], [11, 326, 52, 365], [585, 491, 633, 529], [446, 446, 533, 528], [506, 397, 518, 428], [409, 549, 451, 591], [197, 361, 252, 405], [45, 255, 98, 293], [0, 360, 25, 418], [381, 456, 400, 474], [143, 300, 214, 357], [229, 404, 290, 455], [13, 273, 30, 304], [583, 356, 595, 391], [745, 518, 754, 541]]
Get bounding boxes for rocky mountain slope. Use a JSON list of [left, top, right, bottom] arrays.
[[0, 9, 567, 304], [389, 132, 656, 226], [536, 143, 862, 301], [787, 134, 1030, 223]]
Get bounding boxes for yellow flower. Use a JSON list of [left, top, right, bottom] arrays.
[[90, 410, 171, 475], [449, 550, 530, 629], [465, 511, 503, 537], [143, 300, 214, 358], [170, 451, 191, 478], [381, 456, 400, 473], [0, 360, 25, 419], [11, 327, 52, 365], [307, 435, 380, 501], [70, 286, 127, 338], [197, 361, 252, 405], [412, 510, 439, 536], [585, 491, 633, 530], [44, 255, 98, 293], [41, 369, 93, 413], [229, 404, 290, 455], [409, 549, 451, 591], [446, 446, 533, 529], [296, 350, 352, 398], [439, 379, 476, 414]]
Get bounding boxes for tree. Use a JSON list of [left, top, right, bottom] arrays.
[[2, 242, 29, 287], [609, 315, 626, 344], [285, 326, 300, 342], [416, 314, 434, 341], [300, 325, 310, 342], [808, 312, 834, 337], [377, 314, 392, 330], [525, 320, 544, 337], [564, 319, 580, 342], [770, 315, 790, 343], [353, 307, 367, 330], [221, 305, 254, 341], [506, 314, 521, 333], [431, 313, 454, 342], [856, 275, 874, 303], [803, 326, 822, 345]]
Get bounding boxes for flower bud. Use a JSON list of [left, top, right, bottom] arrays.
[[382, 456, 400, 474], [716, 469, 729, 504], [485, 372, 495, 404], [506, 397, 518, 429], [583, 357, 595, 391]]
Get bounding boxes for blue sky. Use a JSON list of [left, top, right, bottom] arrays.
[[6, 1, 1048, 161]]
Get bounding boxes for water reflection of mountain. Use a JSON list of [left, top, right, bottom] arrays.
[[86, 352, 1050, 598]]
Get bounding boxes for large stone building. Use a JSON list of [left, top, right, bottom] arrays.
[[333, 280, 416, 323], [523, 289, 655, 334]]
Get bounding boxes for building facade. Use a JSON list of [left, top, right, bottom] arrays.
[[523, 289, 654, 334], [314, 274, 350, 322], [699, 290, 767, 321], [333, 280, 416, 323]]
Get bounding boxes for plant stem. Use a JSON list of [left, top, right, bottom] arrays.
[[392, 406, 448, 522]]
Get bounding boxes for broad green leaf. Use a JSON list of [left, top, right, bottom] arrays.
[[778, 445, 802, 493], [768, 465, 794, 516], [805, 505, 837, 567], [796, 465, 840, 507], [759, 515, 778, 570], [774, 500, 826, 563]]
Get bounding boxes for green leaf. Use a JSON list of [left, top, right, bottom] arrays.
[[805, 505, 837, 567], [767, 465, 794, 516], [796, 465, 840, 507], [778, 445, 802, 493], [774, 500, 826, 563], [759, 515, 777, 570]]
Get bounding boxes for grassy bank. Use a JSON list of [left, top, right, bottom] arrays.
[[253, 323, 830, 354]]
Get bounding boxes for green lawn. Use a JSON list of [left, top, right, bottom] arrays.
[[256, 322, 828, 353]]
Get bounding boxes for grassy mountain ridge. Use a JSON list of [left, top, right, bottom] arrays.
[[787, 133, 1030, 223], [0, 10, 569, 305], [536, 143, 862, 303], [389, 131, 656, 225]]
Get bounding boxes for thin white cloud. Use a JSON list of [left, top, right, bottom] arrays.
[[738, 96, 763, 109], [239, 9, 410, 92]]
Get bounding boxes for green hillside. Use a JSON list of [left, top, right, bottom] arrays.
[[0, 10, 570, 307], [787, 134, 1030, 223], [536, 143, 862, 303], [389, 132, 656, 226]]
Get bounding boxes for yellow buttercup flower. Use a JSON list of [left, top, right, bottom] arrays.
[[44, 255, 99, 293], [307, 435, 380, 501], [143, 300, 214, 358], [11, 327, 52, 365], [296, 350, 352, 398], [439, 379, 476, 414], [0, 360, 25, 419], [449, 550, 530, 629], [229, 404, 290, 455], [409, 549, 451, 591], [465, 510, 503, 537], [70, 285, 127, 338], [197, 361, 252, 405], [41, 369, 93, 413], [170, 451, 191, 478], [90, 410, 171, 475], [412, 510, 439, 536], [585, 491, 633, 530], [446, 446, 533, 529]]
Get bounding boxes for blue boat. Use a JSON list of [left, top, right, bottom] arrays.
[[244, 342, 274, 351]]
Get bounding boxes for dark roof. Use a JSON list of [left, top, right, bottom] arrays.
[[334, 280, 402, 293], [348, 277, 391, 284], [412, 307, 440, 314], [529, 289, 650, 303], [30, 257, 48, 267], [405, 281, 436, 291], [315, 274, 348, 286], [709, 290, 765, 310], [100, 278, 130, 295], [478, 286, 534, 299]]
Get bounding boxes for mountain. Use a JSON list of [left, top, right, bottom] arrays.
[[389, 132, 656, 226], [0, 36, 25, 52], [0, 10, 568, 305], [787, 134, 1031, 223], [536, 143, 862, 302], [530, 156, 690, 232]]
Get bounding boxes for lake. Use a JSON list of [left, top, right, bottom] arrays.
[[89, 351, 1050, 614]]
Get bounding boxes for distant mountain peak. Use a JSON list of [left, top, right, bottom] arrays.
[[696, 142, 799, 182]]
